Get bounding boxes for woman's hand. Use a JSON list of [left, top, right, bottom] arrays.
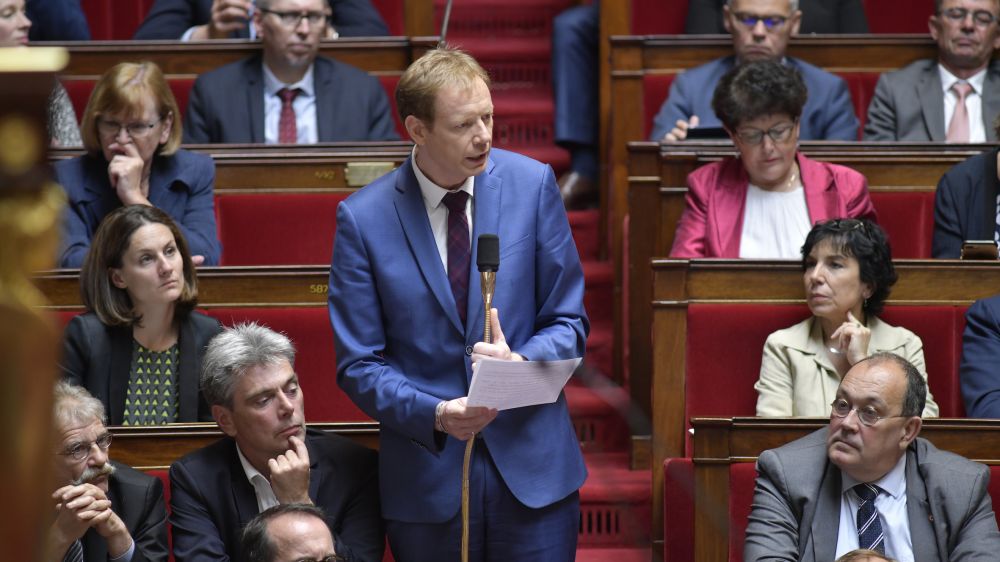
[[107, 142, 150, 206], [830, 311, 871, 366]]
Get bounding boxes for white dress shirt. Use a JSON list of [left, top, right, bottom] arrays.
[[263, 62, 318, 144], [835, 454, 913, 562], [739, 182, 811, 259], [940, 65, 987, 143], [411, 147, 475, 269], [236, 444, 279, 512]]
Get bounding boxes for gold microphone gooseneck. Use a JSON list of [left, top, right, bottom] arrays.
[[463, 234, 499, 562]]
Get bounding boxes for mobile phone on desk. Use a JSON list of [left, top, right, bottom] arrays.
[[960, 240, 999, 260]]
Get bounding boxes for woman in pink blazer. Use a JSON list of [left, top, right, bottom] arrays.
[[670, 60, 876, 259]]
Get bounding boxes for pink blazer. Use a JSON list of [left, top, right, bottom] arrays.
[[669, 153, 877, 258]]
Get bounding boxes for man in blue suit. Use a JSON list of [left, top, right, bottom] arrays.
[[328, 47, 589, 561], [183, 0, 398, 144], [650, 0, 859, 142], [961, 294, 1000, 417]]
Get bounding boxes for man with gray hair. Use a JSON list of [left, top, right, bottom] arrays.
[[168, 322, 382, 562], [744, 352, 1000, 561], [48, 381, 169, 562], [240, 503, 344, 562]]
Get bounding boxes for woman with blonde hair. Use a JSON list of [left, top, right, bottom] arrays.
[[56, 61, 221, 268]]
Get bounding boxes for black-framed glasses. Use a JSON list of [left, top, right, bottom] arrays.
[[830, 399, 907, 427], [58, 433, 113, 461], [97, 118, 161, 139], [260, 8, 329, 27], [731, 12, 788, 30], [940, 7, 998, 26], [735, 121, 796, 145]]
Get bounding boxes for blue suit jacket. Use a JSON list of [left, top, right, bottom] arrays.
[[133, 0, 388, 39], [961, 295, 1000, 418], [649, 56, 859, 141], [55, 150, 221, 268], [328, 148, 589, 522], [933, 148, 1000, 258], [169, 429, 383, 562], [183, 54, 398, 144]]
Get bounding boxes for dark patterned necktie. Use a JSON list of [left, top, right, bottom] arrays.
[[855, 483, 885, 554], [63, 539, 84, 562], [277, 87, 301, 144], [442, 190, 470, 326]]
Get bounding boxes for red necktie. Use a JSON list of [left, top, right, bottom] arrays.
[[946, 82, 973, 143], [278, 87, 301, 144], [443, 190, 470, 326]]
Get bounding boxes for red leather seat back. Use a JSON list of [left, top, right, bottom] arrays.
[[643, 74, 674, 140], [632, 0, 688, 34], [869, 191, 935, 259], [862, 0, 936, 33], [377, 75, 405, 138], [205, 307, 370, 422], [838, 71, 881, 137], [61, 78, 196, 125], [370, 0, 404, 35], [215, 193, 349, 266], [663, 457, 694, 562], [81, 0, 157, 40]]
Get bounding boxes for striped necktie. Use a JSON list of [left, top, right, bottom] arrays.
[[63, 539, 84, 562], [854, 483, 885, 554]]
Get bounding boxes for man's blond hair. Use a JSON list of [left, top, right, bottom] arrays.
[[395, 45, 490, 126]]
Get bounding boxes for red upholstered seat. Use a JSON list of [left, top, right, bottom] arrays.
[[839, 72, 881, 136], [215, 193, 350, 266], [870, 191, 936, 259], [632, 0, 688, 35], [81, 0, 157, 40], [729, 462, 757, 562], [62, 78, 196, 124], [369, 0, 404, 35], [662, 457, 694, 562], [377, 75, 405, 138], [642, 74, 673, 141], [862, 0, 936, 33], [205, 307, 371, 423]]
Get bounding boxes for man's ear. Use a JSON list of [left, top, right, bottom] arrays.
[[213, 404, 236, 437], [788, 9, 802, 36], [900, 416, 922, 449], [405, 115, 428, 145], [722, 4, 733, 34]]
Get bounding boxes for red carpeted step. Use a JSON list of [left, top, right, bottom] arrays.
[[568, 210, 601, 261], [566, 383, 630, 452], [435, 0, 574, 38], [583, 260, 613, 328], [575, 547, 651, 562], [579, 452, 652, 547]]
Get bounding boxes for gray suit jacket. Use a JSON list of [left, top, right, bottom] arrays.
[[744, 429, 1000, 562], [864, 59, 1000, 141]]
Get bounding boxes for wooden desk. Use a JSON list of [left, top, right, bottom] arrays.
[[111, 422, 379, 471], [686, 417, 1000, 562]]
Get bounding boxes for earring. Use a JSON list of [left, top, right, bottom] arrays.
[[863, 298, 868, 310]]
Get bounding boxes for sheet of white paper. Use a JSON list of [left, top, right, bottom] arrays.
[[466, 357, 582, 410]]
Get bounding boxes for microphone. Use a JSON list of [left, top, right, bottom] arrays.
[[476, 234, 499, 343], [439, 0, 454, 47]]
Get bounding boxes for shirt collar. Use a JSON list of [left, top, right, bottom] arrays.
[[938, 64, 987, 95], [841, 450, 908, 500], [235, 442, 269, 487], [262, 61, 316, 99], [410, 146, 475, 212]]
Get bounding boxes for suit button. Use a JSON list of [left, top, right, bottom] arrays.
[[465, 345, 474, 356]]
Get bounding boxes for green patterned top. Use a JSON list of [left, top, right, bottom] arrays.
[[123, 340, 180, 426]]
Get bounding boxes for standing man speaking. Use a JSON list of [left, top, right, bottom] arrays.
[[328, 46, 589, 561]]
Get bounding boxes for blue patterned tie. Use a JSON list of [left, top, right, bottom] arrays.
[[855, 483, 885, 554], [442, 191, 470, 326], [63, 539, 84, 562]]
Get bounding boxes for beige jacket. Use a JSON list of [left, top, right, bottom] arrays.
[[755, 315, 939, 417]]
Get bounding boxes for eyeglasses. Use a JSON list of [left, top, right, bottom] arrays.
[[939, 7, 998, 26], [260, 8, 329, 27], [97, 118, 161, 139], [735, 122, 796, 145], [830, 399, 907, 427], [58, 433, 113, 461], [292, 556, 347, 562], [731, 12, 788, 30]]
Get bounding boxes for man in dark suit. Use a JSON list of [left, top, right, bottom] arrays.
[[865, 0, 1000, 141], [685, 0, 870, 33], [169, 322, 383, 562], [651, 0, 858, 142], [328, 46, 589, 561], [26, 0, 91, 40], [134, 0, 387, 40], [48, 381, 168, 562], [745, 352, 1000, 561], [960, 294, 1000, 417], [183, 0, 398, 144]]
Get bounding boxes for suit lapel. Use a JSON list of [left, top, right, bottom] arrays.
[[177, 316, 199, 422], [247, 58, 265, 143], [713, 159, 749, 256], [393, 158, 465, 334], [983, 64, 1000, 141], [306, 431, 322, 501], [228, 441, 261, 529], [467, 160, 501, 340], [108, 326, 132, 425], [807, 462, 841, 562], [314, 58, 332, 142], [800, 154, 840, 223], [906, 445, 945, 561], [918, 68, 946, 141]]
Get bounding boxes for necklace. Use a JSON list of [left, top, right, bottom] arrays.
[[786, 163, 799, 190]]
